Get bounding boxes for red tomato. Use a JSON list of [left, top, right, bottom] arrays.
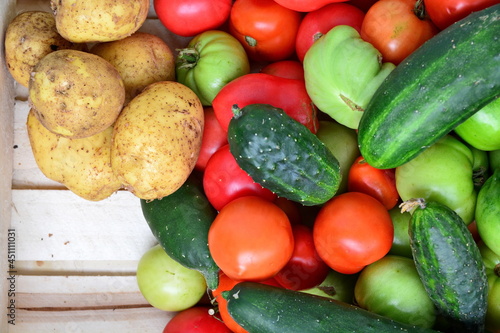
[[424, 0, 499, 30], [295, 3, 365, 62], [260, 60, 305, 80], [228, 0, 302, 62], [347, 156, 399, 210], [154, 0, 232, 37], [195, 107, 228, 172], [273, 0, 349, 12], [273, 196, 302, 225], [208, 196, 294, 281], [360, 0, 439, 64], [163, 306, 232, 333], [350, 0, 380, 12], [274, 224, 331, 290], [203, 144, 276, 211], [313, 192, 394, 274]]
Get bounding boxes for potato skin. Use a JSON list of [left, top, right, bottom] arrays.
[[4, 11, 87, 88], [51, 0, 149, 43], [111, 81, 204, 200], [90, 32, 176, 104], [29, 49, 125, 139], [27, 109, 122, 201]]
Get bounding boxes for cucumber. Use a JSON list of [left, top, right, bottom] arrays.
[[223, 281, 439, 333], [227, 104, 341, 206], [140, 174, 219, 290], [475, 168, 500, 256], [358, 4, 500, 169], [402, 199, 488, 333]]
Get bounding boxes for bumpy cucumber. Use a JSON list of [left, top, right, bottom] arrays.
[[475, 168, 500, 256], [223, 281, 439, 333], [227, 104, 341, 206], [403, 199, 488, 333], [358, 4, 500, 169], [140, 174, 219, 290]]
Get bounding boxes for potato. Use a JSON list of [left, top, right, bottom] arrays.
[[50, 0, 149, 43], [29, 49, 125, 139], [90, 32, 176, 104], [27, 109, 123, 201], [4, 11, 87, 88], [111, 81, 204, 200]]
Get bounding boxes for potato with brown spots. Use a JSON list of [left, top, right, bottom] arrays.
[[29, 49, 125, 139], [4, 11, 87, 88], [90, 32, 176, 104], [111, 81, 204, 200], [27, 109, 123, 201], [50, 0, 149, 43]]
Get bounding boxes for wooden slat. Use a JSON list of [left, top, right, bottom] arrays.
[[15, 260, 139, 275]]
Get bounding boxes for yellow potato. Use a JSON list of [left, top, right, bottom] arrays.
[[27, 109, 123, 201], [4, 11, 87, 88], [111, 81, 204, 200], [50, 0, 149, 43], [29, 49, 125, 139], [90, 32, 176, 104]]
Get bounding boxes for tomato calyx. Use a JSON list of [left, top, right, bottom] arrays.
[[495, 263, 500, 277], [399, 198, 426, 213], [176, 45, 201, 69], [413, 0, 429, 21], [244, 35, 258, 47]]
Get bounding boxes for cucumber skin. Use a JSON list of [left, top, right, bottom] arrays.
[[224, 281, 439, 333], [358, 4, 500, 169], [140, 174, 219, 290], [227, 104, 341, 206], [409, 200, 488, 333]]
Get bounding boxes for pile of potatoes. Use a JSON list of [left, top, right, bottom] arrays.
[[5, 0, 205, 201]]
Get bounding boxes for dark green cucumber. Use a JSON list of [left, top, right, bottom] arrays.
[[475, 168, 500, 256], [358, 4, 500, 169], [403, 199, 488, 333], [227, 104, 341, 206], [140, 174, 219, 290], [223, 281, 439, 333]]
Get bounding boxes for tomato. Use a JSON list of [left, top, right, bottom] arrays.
[[273, 0, 349, 12], [154, 0, 232, 37], [360, 0, 439, 64], [136, 244, 207, 312], [479, 242, 500, 333], [208, 196, 294, 281], [350, 0, 380, 12], [273, 196, 302, 225], [195, 107, 228, 172], [260, 60, 305, 80], [163, 306, 232, 333], [347, 156, 399, 210], [176, 30, 250, 106], [301, 269, 359, 304], [274, 224, 331, 291], [395, 135, 477, 225], [228, 0, 302, 62], [203, 144, 276, 211], [354, 255, 437, 328], [388, 207, 413, 258], [295, 3, 365, 62], [313, 192, 394, 274], [424, 0, 499, 30]]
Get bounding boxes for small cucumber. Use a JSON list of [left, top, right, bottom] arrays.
[[140, 174, 219, 290], [223, 281, 439, 333], [227, 104, 341, 206], [402, 199, 488, 333]]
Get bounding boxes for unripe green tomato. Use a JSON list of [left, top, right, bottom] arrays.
[[478, 242, 500, 333], [388, 207, 412, 258]]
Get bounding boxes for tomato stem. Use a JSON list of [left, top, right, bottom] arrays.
[[495, 263, 500, 277], [176, 46, 200, 69], [244, 36, 257, 47], [399, 198, 426, 213], [413, 0, 429, 21]]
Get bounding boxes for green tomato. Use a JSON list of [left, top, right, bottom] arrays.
[[301, 269, 358, 304], [316, 120, 360, 193], [490, 149, 500, 172], [396, 135, 477, 224], [354, 255, 437, 329], [303, 25, 395, 129], [455, 97, 500, 151], [476, 168, 500, 256], [136, 244, 207, 312], [479, 242, 500, 333], [176, 30, 250, 106], [388, 207, 412, 258]]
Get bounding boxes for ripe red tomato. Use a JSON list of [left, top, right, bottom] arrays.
[[203, 144, 276, 211], [274, 224, 331, 291], [260, 60, 305, 80], [273, 196, 302, 225], [295, 3, 365, 62], [195, 107, 228, 172], [347, 156, 400, 210], [313, 192, 394, 274], [154, 0, 232, 37], [208, 196, 294, 281], [360, 0, 439, 64], [424, 0, 499, 30], [273, 0, 350, 12], [162, 306, 232, 333], [228, 0, 302, 62]]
